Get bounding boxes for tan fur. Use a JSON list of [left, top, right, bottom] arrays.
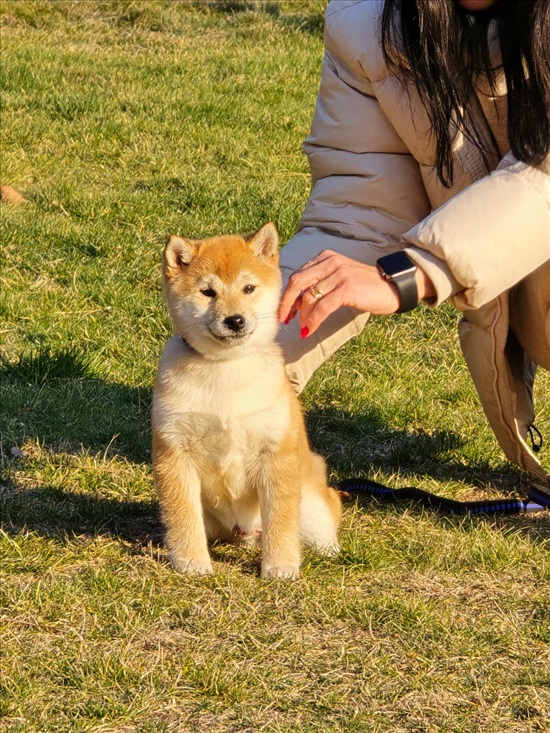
[[152, 222, 341, 579]]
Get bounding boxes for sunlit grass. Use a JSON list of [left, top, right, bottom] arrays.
[[1, 2, 549, 732]]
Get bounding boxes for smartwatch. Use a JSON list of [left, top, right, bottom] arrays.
[[376, 251, 418, 313]]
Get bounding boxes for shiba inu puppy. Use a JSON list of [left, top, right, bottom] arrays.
[[152, 222, 341, 579]]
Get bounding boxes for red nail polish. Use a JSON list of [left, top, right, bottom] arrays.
[[284, 316, 291, 325], [300, 327, 309, 339]]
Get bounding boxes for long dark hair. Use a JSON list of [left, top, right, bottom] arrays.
[[380, 0, 550, 186]]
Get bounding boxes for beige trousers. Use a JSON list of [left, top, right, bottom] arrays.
[[277, 227, 403, 393], [509, 260, 550, 372]]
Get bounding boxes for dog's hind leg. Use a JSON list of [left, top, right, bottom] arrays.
[[300, 485, 341, 555]]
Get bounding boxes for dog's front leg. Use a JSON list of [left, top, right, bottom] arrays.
[[256, 453, 301, 580], [153, 441, 212, 575]]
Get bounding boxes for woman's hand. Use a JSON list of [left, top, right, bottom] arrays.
[[277, 250, 434, 337]]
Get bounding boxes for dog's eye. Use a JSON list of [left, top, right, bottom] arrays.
[[243, 284, 256, 294], [201, 288, 216, 298]]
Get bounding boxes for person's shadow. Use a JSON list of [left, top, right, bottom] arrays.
[[304, 405, 550, 545], [2, 347, 548, 555]]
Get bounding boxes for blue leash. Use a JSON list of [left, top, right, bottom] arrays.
[[338, 477, 550, 515]]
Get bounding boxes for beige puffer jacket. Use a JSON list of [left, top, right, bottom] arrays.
[[285, 0, 550, 491]]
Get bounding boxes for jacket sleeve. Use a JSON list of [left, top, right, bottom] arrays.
[[295, 0, 432, 250], [403, 154, 550, 310], [295, 0, 550, 312]]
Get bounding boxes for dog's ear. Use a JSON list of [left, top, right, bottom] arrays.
[[163, 235, 198, 278], [244, 222, 279, 261]]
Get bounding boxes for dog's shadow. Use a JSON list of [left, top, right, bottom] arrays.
[[2, 348, 549, 555]]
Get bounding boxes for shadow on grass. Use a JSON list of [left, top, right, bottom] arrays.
[[195, 1, 325, 39], [1, 348, 548, 551], [1, 483, 262, 576], [0, 347, 152, 463], [0, 346, 165, 554], [1, 485, 163, 552], [306, 404, 522, 487], [306, 405, 550, 543]]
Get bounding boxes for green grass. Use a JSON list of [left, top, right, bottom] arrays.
[[1, 2, 549, 732]]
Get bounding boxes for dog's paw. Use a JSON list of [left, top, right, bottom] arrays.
[[262, 565, 300, 580], [170, 555, 213, 576]]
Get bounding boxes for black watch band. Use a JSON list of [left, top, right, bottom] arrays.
[[376, 252, 418, 313]]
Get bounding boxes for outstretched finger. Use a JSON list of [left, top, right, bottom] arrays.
[[278, 253, 340, 322], [299, 285, 348, 337], [278, 273, 316, 323]]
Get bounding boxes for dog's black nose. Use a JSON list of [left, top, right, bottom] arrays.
[[223, 314, 245, 333]]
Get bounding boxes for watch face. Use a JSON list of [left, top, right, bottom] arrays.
[[378, 251, 416, 278]]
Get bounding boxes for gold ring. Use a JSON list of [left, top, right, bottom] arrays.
[[309, 284, 324, 300]]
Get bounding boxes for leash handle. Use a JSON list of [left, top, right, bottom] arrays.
[[338, 477, 549, 515]]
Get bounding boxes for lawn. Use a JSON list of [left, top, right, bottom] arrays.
[[1, 2, 549, 732]]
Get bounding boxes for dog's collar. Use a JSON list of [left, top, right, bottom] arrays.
[[180, 335, 198, 354]]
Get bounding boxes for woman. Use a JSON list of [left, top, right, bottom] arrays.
[[277, 0, 550, 489]]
